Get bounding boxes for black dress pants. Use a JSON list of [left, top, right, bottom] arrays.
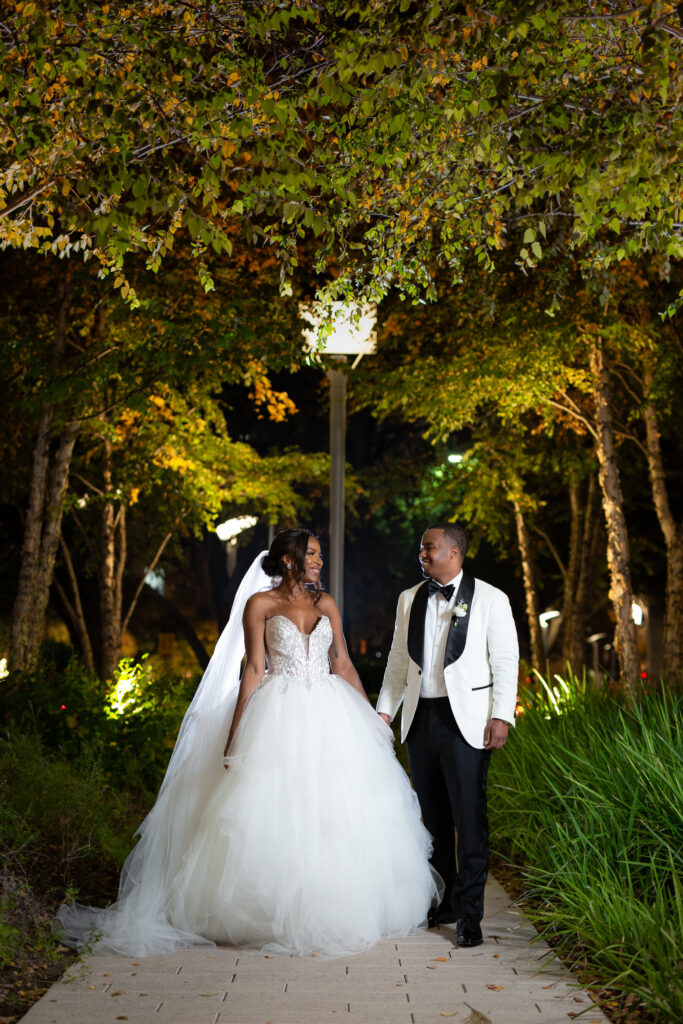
[[406, 697, 491, 922]]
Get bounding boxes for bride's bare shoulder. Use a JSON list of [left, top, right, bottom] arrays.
[[244, 590, 278, 616], [316, 592, 338, 616]]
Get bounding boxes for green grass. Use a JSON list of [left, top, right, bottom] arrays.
[[489, 673, 683, 1023]]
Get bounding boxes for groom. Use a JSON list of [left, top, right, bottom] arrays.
[[377, 523, 518, 947]]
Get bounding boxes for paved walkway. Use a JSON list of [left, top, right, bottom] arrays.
[[21, 879, 609, 1024]]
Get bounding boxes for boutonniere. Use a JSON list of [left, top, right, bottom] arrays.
[[451, 601, 468, 626]]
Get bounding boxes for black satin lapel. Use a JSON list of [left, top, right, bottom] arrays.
[[407, 581, 429, 668], [445, 573, 476, 667]]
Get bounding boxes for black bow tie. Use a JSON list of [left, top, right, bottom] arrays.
[[428, 579, 455, 601]]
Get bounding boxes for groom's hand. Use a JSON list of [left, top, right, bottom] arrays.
[[378, 713, 391, 725], [484, 718, 509, 750]]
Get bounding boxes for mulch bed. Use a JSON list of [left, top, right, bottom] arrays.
[[0, 945, 76, 1024]]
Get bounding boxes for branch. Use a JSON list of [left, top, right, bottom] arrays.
[[544, 396, 599, 441], [72, 473, 105, 497], [0, 180, 51, 219], [532, 525, 566, 578], [57, 533, 95, 670], [121, 531, 172, 636]]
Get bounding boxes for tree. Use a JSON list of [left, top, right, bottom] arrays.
[[1, 2, 681, 302], [1, 247, 326, 675], [357, 254, 682, 685]]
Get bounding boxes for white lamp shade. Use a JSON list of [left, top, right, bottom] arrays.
[[301, 301, 377, 356]]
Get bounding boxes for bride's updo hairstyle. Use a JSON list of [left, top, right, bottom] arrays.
[[262, 528, 323, 602]]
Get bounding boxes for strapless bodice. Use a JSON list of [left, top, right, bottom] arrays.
[[264, 614, 333, 681]]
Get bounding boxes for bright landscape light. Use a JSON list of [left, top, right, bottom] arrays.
[[216, 516, 258, 543], [447, 453, 464, 464], [300, 301, 376, 367], [631, 601, 644, 626], [539, 610, 561, 627]]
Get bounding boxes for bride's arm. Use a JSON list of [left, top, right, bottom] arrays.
[[223, 596, 267, 764], [321, 595, 370, 703]]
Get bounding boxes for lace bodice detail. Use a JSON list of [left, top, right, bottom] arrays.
[[264, 615, 333, 682]]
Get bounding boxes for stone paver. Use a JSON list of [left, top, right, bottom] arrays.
[[21, 878, 610, 1024]]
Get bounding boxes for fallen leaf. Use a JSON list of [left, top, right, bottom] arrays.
[[440, 1014, 458, 1018], [116, 1017, 128, 1021], [111, 991, 123, 996], [463, 1010, 491, 1024], [396, 983, 403, 987], [426, 964, 436, 970], [432, 957, 449, 962], [543, 984, 555, 989], [492, 954, 499, 959], [486, 984, 504, 991], [200, 993, 219, 997]]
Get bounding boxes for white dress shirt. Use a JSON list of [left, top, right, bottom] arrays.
[[420, 570, 463, 698]]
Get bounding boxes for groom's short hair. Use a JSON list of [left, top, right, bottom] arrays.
[[428, 522, 469, 557]]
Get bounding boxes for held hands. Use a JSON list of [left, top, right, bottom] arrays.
[[378, 713, 391, 726], [484, 718, 509, 750]]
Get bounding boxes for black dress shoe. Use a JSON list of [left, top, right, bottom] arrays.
[[456, 917, 483, 947], [428, 905, 456, 928]]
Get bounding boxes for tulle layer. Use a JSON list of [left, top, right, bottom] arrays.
[[57, 673, 439, 958], [168, 673, 439, 955]]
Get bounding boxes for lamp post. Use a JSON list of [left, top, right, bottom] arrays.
[[301, 303, 376, 616], [216, 515, 258, 575]]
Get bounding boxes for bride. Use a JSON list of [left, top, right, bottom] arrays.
[[57, 529, 440, 957]]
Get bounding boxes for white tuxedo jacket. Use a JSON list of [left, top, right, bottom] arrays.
[[376, 574, 519, 749]]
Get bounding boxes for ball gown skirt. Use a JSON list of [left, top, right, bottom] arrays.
[[56, 615, 440, 957]]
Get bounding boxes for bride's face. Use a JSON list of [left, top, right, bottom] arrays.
[[303, 538, 323, 585]]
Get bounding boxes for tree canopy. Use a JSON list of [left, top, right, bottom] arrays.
[[2, 1, 682, 304]]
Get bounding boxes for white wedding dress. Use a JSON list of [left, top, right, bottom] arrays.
[[57, 609, 439, 957]]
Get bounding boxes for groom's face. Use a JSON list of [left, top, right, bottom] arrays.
[[419, 529, 462, 584]]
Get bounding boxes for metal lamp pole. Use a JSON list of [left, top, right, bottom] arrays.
[[328, 361, 347, 615], [300, 302, 376, 624]]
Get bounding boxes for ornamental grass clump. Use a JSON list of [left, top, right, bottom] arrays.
[[489, 674, 683, 1024]]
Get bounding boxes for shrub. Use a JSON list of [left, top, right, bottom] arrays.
[[1, 652, 199, 797], [489, 674, 683, 1023]]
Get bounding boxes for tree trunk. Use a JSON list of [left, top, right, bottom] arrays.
[[568, 473, 601, 673], [642, 379, 683, 676], [9, 269, 75, 673], [10, 403, 54, 670], [55, 534, 96, 672], [561, 480, 581, 671], [589, 339, 639, 688], [99, 436, 121, 681], [512, 500, 545, 672], [10, 417, 80, 671]]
